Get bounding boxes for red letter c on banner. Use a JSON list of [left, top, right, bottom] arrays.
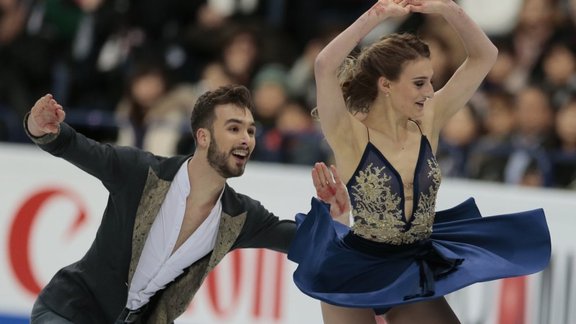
[[8, 188, 87, 296]]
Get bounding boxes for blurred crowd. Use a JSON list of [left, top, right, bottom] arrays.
[[1, 0, 576, 190]]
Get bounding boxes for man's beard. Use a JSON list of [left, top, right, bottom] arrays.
[[207, 138, 246, 178]]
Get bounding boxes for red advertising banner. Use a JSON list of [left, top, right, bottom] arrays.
[[1, 144, 575, 323]]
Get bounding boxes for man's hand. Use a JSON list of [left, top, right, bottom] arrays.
[[27, 94, 65, 137], [312, 162, 352, 225]]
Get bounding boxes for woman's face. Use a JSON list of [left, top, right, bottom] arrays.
[[388, 58, 434, 119]]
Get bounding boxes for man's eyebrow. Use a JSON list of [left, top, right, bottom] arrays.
[[224, 118, 256, 127]]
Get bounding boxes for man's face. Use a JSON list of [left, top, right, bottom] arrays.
[[206, 104, 256, 178]]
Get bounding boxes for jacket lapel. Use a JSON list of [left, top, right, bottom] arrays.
[[128, 168, 171, 285], [207, 211, 247, 271]]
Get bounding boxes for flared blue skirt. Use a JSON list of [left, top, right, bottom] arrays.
[[287, 198, 551, 313]]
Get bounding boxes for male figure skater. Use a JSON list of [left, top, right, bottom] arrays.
[[26, 85, 349, 323]]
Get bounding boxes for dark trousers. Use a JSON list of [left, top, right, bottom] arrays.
[[30, 298, 73, 324]]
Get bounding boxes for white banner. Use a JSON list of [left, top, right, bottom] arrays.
[[1, 143, 574, 323]]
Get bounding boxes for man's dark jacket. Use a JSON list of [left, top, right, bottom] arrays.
[[27, 120, 296, 323]]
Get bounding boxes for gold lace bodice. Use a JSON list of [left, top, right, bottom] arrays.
[[349, 139, 441, 245]]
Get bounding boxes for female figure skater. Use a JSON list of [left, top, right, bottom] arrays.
[[287, 0, 551, 323]]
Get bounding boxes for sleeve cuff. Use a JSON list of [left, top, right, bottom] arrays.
[[23, 112, 60, 144]]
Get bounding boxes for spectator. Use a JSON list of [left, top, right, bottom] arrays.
[[176, 61, 235, 155], [220, 24, 261, 86], [251, 64, 289, 162], [469, 86, 556, 186], [504, 86, 556, 186], [437, 103, 483, 178], [550, 97, 576, 188], [538, 41, 576, 109], [423, 34, 453, 90], [37, 0, 127, 110], [469, 90, 517, 182], [276, 99, 331, 165], [115, 61, 195, 157], [286, 36, 327, 107], [512, 0, 559, 88], [0, 0, 51, 119], [483, 39, 525, 93]]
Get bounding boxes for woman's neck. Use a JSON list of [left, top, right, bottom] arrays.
[[365, 104, 411, 142]]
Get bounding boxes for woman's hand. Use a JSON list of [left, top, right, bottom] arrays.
[[312, 162, 352, 224], [407, 0, 455, 15], [371, 0, 411, 19]]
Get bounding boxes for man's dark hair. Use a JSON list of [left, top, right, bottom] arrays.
[[190, 85, 255, 144]]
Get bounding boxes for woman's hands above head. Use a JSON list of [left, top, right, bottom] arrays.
[[27, 94, 65, 137], [369, 0, 458, 22], [312, 162, 352, 224], [372, 0, 411, 18], [407, 0, 456, 15]]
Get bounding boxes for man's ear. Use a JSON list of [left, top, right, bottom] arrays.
[[377, 76, 391, 95], [196, 128, 210, 148]]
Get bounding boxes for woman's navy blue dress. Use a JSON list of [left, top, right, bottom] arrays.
[[288, 135, 551, 314]]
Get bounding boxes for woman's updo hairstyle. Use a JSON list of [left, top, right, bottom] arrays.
[[339, 33, 430, 114]]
